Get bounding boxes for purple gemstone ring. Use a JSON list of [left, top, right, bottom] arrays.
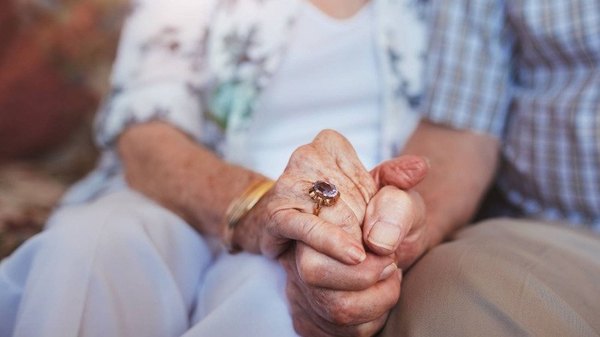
[[308, 180, 340, 216]]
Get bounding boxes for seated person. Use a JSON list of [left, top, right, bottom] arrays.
[[374, 0, 600, 335]]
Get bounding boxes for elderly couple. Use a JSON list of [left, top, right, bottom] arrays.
[[1, 0, 599, 336]]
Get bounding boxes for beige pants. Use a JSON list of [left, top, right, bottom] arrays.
[[380, 219, 600, 337]]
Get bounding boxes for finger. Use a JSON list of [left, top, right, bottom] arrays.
[[271, 209, 366, 264], [306, 164, 375, 231], [273, 177, 362, 235], [363, 186, 416, 255], [371, 155, 429, 189], [308, 171, 371, 239], [285, 278, 334, 337], [290, 286, 391, 337], [279, 148, 371, 235], [351, 312, 391, 337], [295, 265, 401, 327], [295, 243, 397, 291], [282, 247, 400, 337], [283, 250, 336, 337], [317, 199, 363, 243], [312, 130, 378, 208]]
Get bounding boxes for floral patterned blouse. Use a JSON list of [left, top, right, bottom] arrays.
[[66, 0, 426, 203]]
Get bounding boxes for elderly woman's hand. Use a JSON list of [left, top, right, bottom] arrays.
[[233, 129, 377, 264]]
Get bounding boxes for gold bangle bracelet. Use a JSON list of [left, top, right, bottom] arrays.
[[222, 179, 275, 253]]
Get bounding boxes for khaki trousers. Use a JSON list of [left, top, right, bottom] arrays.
[[380, 219, 600, 337]]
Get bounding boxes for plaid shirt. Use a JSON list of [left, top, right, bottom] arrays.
[[422, 0, 600, 229]]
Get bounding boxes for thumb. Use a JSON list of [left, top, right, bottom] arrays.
[[371, 155, 429, 190], [363, 186, 414, 256]]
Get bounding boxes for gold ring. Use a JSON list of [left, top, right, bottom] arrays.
[[309, 180, 340, 216]]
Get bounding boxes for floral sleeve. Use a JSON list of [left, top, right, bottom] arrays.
[[94, 0, 217, 148]]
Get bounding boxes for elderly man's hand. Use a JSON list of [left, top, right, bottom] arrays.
[[366, 156, 429, 269], [280, 244, 401, 337]]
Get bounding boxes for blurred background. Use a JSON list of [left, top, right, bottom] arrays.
[[0, 0, 129, 257]]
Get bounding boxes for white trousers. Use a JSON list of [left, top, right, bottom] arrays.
[[0, 189, 298, 337]]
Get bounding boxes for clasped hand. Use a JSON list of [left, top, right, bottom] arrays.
[[242, 130, 429, 337]]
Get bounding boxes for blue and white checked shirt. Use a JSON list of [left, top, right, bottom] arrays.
[[422, 0, 600, 229]]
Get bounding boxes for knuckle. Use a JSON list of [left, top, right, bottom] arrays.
[[321, 226, 351, 251], [354, 320, 386, 337], [359, 269, 380, 286], [302, 218, 321, 241], [380, 185, 407, 202], [383, 190, 414, 219], [268, 209, 287, 230], [337, 209, 360, 231], [399, 192, 424, 226], [290, 144, 313, 162], [296, 252, 324, 286], [315, 129, 349, 148], [325, 295, 360, 326], [371, 189, 410, 222], [291, 319, 310, 337], [343, 272, 375, 290], [316, 129, 340, 139], [409, 190, 426, 213]]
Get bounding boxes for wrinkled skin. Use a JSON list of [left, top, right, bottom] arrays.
[[239, 130, 429, 337]]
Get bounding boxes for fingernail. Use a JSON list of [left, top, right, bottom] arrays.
[[347, 246, 366, 263], [368, 221, 401, 252], [379, 263, 398, 281]]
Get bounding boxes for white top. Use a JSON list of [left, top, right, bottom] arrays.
[[245, 1, 381, 178], [62, 0, 427, 206]]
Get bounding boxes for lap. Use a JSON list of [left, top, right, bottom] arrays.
[[186, 253, 297, 337], [381, 218, 600, 337], [1, 188, 297, 337]]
